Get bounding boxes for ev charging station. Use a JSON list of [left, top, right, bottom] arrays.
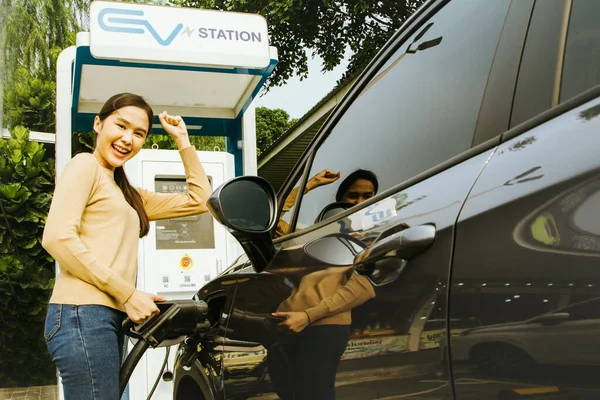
[[53, 1, 278, 398]]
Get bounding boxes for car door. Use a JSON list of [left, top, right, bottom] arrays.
[[449, 1, 600, 398], [218, 1, 521, 398]]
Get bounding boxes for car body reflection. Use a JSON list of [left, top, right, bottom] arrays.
[[450, 297, 600, 373]]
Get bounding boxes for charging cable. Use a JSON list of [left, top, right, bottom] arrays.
[[146, 346, 171, 400]]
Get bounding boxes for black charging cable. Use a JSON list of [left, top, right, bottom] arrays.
[[146, 346, 171, 400]]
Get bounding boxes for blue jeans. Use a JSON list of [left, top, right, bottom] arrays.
[[44, 304, 128, 400]]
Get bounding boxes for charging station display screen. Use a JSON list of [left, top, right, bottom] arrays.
[[154, 176, 215, 250]]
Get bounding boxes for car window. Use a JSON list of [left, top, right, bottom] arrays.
[[560, 0, 600, 102], [293, 0, 511, 230]]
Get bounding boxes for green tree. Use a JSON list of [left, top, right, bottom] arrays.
[[174, 0, 425, 89], [3, 0, 87, 82], [255, 106, 297, 156]]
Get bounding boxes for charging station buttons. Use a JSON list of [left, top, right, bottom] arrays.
[[180, 255, 194, 270]]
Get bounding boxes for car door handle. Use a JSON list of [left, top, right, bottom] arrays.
[[354, 224, 436, 267]]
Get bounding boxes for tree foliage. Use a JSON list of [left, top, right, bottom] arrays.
[[256, 106, 297, 156], [3, 0, 87, 81], [174, 0, 425, 89], [3, 68, 56, 133]]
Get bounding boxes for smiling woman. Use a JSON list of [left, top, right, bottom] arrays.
[[41, 92, 213, 399], [94, 107, 150, 168]]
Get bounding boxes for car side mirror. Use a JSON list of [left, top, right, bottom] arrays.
[[207, 176, 278, 272]]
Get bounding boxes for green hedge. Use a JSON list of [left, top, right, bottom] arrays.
[[0, 126, 57, 387]]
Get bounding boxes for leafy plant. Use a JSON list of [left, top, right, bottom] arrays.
[[0, 126, 57, 387], [3, 67, 56, 132]]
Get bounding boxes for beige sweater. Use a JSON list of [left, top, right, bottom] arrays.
[[42, 146, 211, 312], [277, 267, 376, 326]]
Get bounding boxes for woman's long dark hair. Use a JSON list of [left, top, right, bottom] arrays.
[[335, 169, 379, 202], [96, 93, 154, 238]]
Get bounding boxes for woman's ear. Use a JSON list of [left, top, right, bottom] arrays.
[[93, 116, 102, 133]]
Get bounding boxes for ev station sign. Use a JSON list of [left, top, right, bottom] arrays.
[[89, 1, 271, 68]]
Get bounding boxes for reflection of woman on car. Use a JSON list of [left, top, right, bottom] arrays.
[[334, 169, 378, 205], [276, 168, 379, 236], [267, 170, 379, 400]]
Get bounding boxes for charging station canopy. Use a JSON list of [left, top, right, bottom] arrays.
[[59, 0, 278, 176]]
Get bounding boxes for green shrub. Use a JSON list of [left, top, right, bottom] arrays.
[[3, 67, 56, 133], [0, 126, 56, 387]]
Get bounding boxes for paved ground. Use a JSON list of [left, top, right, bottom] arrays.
[[0, 386, 56, 400]]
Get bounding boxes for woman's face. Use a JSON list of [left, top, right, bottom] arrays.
[[93, 106, 149, 170], [340, 179, 376, 205]]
